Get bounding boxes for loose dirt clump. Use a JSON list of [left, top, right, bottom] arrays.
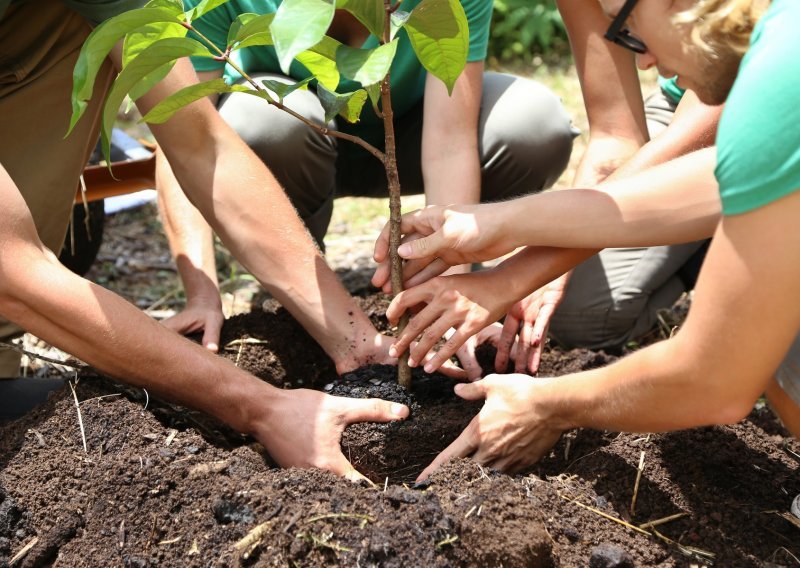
[[1, 296, 798, 566]]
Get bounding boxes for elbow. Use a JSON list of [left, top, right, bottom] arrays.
[[708, 396, 757, 426], [692, 368, 763, 426]]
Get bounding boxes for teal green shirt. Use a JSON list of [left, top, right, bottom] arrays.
[[658, 75, 684, 105], [185, 0, 492, 144], [715, 0, 800, 216]]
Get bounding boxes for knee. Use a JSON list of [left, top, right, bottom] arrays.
[[479, 73, 577, 198], [218, 87, 334, 164]]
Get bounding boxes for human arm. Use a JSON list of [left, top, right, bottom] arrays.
[[420, 62, 483, 274], [419, 191, 800, 477], [0, 162, 408, 479], [557, 0, 648, 186], [156, 149, 223, 351], [373, 147, 721, 288], [386, 246, 596, 372], [128, 54, 394, 373], [609, 90, 723, 180]]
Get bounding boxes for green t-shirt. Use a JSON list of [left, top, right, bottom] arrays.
[[715, 0, 800, 216], [185, 0, 492, 144], [0, 0, 144, 24], [657, 75, 684, 104]]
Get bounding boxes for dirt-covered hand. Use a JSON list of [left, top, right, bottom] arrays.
[[255, 389, 409, 482], [386, 271, 513, 375], [372, 204, 514, 292], [417, 375, 563, 480], [450, 323, 514, 382], [160, 296, 225, 352], [495, 274, 569, 375]]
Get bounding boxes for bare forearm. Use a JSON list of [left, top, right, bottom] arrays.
[[137, 60, 380, 370], [0, 247, 275, 434], [492, 246, 597, 303], [422, 63, 482, 207], [610, 93, 723, 180], [156, 151, 219, 301], [503, 147, 720, 249]]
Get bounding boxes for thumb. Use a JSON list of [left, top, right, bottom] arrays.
[[397, 231, 446, 260], [453, 380, 488, 401], [342, 397, 410, 425]]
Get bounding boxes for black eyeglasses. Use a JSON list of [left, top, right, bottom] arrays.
[[604, 0, 647, 54]]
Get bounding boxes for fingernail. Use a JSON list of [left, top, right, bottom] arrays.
[[408, 358, 417, 367], [398, 244, 410, 257], [424, 363, 434, 373], [391, 403, 407, 416], [389, 346, 397, 358]]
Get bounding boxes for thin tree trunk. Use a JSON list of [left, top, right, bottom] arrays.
[[382, 0, 412, 389]]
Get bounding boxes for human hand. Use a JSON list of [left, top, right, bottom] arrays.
[[417, 374, 563, 480], [372, 203, 515, 293], [495, 274, 569, 375], [161, 295, 224, 352], [386, 271, 514, 375], [338, 332, 468, 381], [448, 323, 512, 382], [255, 388, 410, 482]]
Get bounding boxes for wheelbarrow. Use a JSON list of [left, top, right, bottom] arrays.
[[59, 129, 156, 275]]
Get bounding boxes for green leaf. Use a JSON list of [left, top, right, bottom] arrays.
[[228, 13, 275, 50], [68, 6, 185, 135], [390, 10, 410, 40], [316, 84, 368, 123], [186, 0, 232, 22], [270, 0, 335, 74], [335, 39, 397, 86], [123, 21, 187, 104], [365, 82, 382, 117], [295, 51, 340, 90], [405, 0, 468, 94], [335, 0, 384, 38], [141, 77, 231, 124], [100, 37, 213, 165], [144, 0, 185, 12], [261, 76, 314, 103]]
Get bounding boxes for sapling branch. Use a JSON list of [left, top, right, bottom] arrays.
[[185, 21, 386, 163]]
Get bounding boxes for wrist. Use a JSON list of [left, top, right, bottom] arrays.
[[221, 368, 284, 435]]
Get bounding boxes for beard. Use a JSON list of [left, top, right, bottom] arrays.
[[690, 45, 745, 105]]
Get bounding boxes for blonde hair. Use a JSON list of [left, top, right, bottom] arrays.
[[674, 0, 770, 56]]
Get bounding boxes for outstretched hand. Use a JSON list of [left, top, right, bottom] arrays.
[[495, 274, 569, 375], [255, 388, 410, 482], [161, 296, 225, 352], [417, 375, 563, 480], [386, 271, 515, 375], [372, 203, 515, 292]]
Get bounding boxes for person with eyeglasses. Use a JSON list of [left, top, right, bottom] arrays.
[[372, 0, 800, 489]]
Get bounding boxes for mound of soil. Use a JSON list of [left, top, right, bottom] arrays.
[[1, 295, 798, 566]]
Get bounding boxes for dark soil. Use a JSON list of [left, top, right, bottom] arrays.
[[1, 295, 798, 567]]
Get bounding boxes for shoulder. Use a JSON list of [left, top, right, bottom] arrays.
[[715, 0, 800, 214]]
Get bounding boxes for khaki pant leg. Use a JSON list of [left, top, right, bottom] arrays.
[[0, 0, 113, 375]]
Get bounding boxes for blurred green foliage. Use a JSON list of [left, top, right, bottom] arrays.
[[488, 0, 569, 63]]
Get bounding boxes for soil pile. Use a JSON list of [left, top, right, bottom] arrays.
[[1, 297, 798, 566]]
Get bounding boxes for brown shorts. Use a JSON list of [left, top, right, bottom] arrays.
[[0, 0, 114, 375]]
